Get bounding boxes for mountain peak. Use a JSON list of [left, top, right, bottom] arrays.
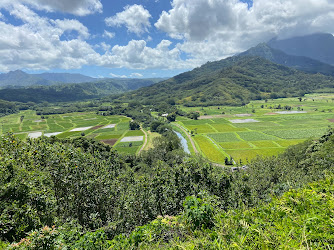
[[267, 33, 334, 65]]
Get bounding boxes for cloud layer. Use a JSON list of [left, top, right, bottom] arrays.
[[0, 0, 334, 73]]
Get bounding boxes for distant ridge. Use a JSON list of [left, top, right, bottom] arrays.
[[0, 70, 53, 87], [268, 33, 334, 65], [35, 72, 96, 84], [0, 70, 98, 87], [240, 43, 334, 76]]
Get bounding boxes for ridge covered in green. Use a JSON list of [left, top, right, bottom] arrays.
[[117, 56, 334, 106]]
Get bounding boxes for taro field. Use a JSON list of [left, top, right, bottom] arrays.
[[176, 93, 334, 164], [0, 110, 145, 155]]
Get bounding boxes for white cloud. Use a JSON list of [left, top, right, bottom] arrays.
[[0, 0, 102, 16], [109, 73, 127, 78], [155, 0, 334, 63], [98, 39, 193, 70], [0, 3, 99, 72], [52, 19, 90, 39], [103, 30, 115, 39], [105, 4, 151, 35], [130, 72, 143, 78]]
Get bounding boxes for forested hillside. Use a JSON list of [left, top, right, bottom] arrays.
[[0, 78, 163, 103], [1, 127, 333, 248], [116, 56, 334, 106]]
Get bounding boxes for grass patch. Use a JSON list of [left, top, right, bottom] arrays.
[[181, 119, 213, 125], [237, 131, 279, 141], [56, 131, 81, 139], [14, 133, 28, 140], [275, 139, 306, 147], [208, 133, 240, 142], [194, 135, 226, 163], [210, 124, 247, 132], [264, 128, 328, 139], [186, 124, 216, 134], [251, 140, 280, 148], [233, 122, 281, 130], [226, 148, 286, 163], [125, 130, 144, 136], [95, 134, 122, 140], [219, 141, 252, 149]]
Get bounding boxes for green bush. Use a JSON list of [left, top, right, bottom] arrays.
[[183, 196, 215, 230]]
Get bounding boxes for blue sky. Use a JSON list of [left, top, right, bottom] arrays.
[[0, 0, 333, 78]]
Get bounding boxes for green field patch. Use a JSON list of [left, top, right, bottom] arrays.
[[237, 131, 279, 141], [181, 119, 213, 125], [250, 140, 279, 148], [210, 124, 247, 132], [125, 130, 144, 136], [194, 136, 226, 162], [46, 123, 64, 132], [186, 124, 216, 133], [226, 148, 286, 162], [56, 131, 80, 139], [210, 118, 230, 124], [30, 124, 47, 131], [233, 122, 281, 130], [2, 124, 21, 133], [208, 133, 240, 142], [276, 119, 330, 128], [14, 133, 28, 140], [275, 139, 306, 147], [264, 128, 328, 139], [116, 122, 130, 131], [56, 121, 74, 129], [219, 141, 252, 149], [95, 134, 122, 140]]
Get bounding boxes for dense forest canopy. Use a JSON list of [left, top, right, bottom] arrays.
[[1, 127, 334, 248]]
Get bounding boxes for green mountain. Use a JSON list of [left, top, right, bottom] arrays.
[[0, 78, 164, 103], [0, 70, 53, 87], [117, 56, 334, 106], [268, 33, 334, 65], [240, 43, 334, 76], [35, 72, 95, 83]]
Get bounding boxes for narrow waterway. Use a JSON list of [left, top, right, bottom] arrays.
[[174, 131, 190, 154]]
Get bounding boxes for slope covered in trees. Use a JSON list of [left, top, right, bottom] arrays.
[[1, 127, 334, 248], [116, 56, 334, 106]]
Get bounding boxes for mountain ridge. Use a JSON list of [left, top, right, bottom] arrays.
[[268, 33, 334, 65]]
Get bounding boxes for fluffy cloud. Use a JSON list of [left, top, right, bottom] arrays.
[[155, 0, 334, 63], [99, 39, 192, 70], [0, 3, 99, 72], [105, 4, 151, 35], [0, 0, 102, 16]]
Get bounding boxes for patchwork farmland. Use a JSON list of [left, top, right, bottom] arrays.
[[0, 111, 145, 155], [176, 94, 334, 164]]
